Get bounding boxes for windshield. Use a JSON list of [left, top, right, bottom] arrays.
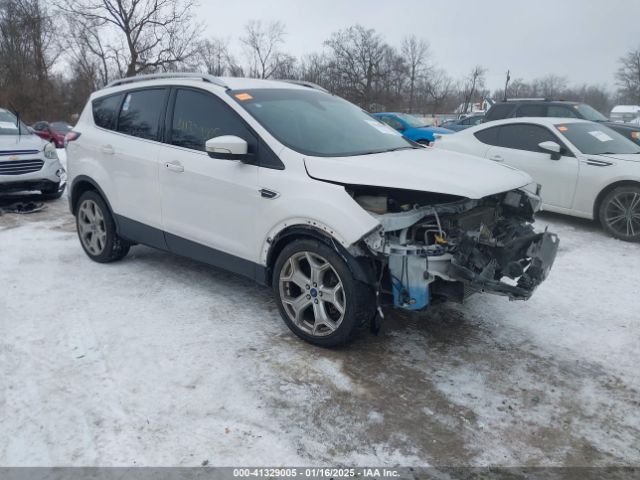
[[0, 111, 30, 136], [556, 122, 640, 155], [395, 113, 426, 128], [575, 104, 608, 122], [228, 89, 414, 157]]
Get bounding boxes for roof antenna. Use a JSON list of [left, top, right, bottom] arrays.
[[503, 70, 511, 102], [8, 102, 22, 137]]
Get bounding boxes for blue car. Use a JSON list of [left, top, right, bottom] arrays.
[[372, 112, 453, 144]]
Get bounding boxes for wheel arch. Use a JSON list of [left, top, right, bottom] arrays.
[[593, 180, 640, 222], [264, 225, 376, 287], [70, 176, 117, 226]]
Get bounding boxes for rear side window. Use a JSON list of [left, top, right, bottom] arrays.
[[117, 89, 166, 140], [92, 94, 122, 130], [548, 105, 578, 118], [170, 88, 256, 152], [516, 104, 547, 117], [474, 126, 500, 145], [484, 103, 516, 121], [496, 124, 558, 152]]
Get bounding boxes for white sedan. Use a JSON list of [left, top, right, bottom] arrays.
[[436, 117, 640, 242]]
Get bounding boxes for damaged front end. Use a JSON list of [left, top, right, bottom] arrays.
[[352, 186, 559, 311]]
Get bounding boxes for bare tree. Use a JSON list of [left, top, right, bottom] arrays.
[[55, 0, 202, 78], [324, 25, 389, 108], [197, 37, 231, 76], [240, 20, 287, 79], [616, 46, 640, 104], [0, 0, 60, 119], [401, 35, 430, 112], [460, 65, 487, 114]]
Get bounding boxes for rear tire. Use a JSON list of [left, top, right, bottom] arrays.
[[598, 185, 640, 242], [273, 238, 374, 347], [75, 191, 130, 262]]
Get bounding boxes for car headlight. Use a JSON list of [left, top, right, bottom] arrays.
[[44, 142, 58, 160]]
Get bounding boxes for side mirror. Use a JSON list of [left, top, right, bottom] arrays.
[[206, 135, 249, 160], [538, 141, 562, 160]]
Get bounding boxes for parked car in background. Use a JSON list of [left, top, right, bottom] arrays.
[[484, 99, 640, 147], [372, 112, 453, 144], [0, 109, 67, 198], [31, 121, 73, 148], [436, 117, 640, 241], [66, 73, 558, 347], [440, 115, 484, 131], [610, 105, 640, 123]]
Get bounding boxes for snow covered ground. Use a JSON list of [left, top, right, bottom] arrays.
[[0, 180, 639, 467]]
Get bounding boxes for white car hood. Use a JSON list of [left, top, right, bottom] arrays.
[[304, 147, 533, 199], [0, 133, 45, 153]]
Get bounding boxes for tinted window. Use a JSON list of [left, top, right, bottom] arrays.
[[516, 104, 547, 117], [33, 121, 48, 131], [497, 124, 558, 152], [51, 122, 72, 133], [484, 103, 516, 121], [379, 116, 404, 131], [170, 89, 256, 152], [93, 94, 123, 130], [548, 106, 578, 118], [117, 89, 166, 140], [474, 126, 500, 146]]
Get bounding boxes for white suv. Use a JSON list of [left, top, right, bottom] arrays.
[[0, 108, 66, 198], [67, 73, 558, 346]]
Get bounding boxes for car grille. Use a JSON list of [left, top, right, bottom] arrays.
[[0, 159, 45, 175]]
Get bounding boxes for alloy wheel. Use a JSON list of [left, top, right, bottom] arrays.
[[77, 199, 107, 255], [604, 191, 640, 238], [278, 251, 346, 337]]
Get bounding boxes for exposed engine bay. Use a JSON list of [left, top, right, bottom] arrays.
[[349, 185, 559, 311]]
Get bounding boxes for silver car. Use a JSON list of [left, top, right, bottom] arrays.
[[0, 108, 66, 198]]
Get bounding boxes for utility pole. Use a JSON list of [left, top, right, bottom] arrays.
[[503, 70, 511, 101]]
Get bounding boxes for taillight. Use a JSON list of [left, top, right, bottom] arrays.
[[64, 131, 81, 147]]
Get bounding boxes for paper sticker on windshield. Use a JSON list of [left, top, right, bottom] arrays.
[[556, 125, 568, 132], [365, 119, 401, 135], [588, 130, 613, 142], [0, 121, 17, 129], [234, 93, 253, 101]]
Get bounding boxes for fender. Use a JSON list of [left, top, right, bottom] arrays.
[[69, 175, 116, 221], [263, 224, 376, 287]]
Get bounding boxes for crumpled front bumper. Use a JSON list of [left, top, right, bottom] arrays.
[[448, 230, 559, 300]]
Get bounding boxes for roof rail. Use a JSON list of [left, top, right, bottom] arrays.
[[106, 72, 229, 89], [282, 79, 329, 93], [505, 97, 549, 102]]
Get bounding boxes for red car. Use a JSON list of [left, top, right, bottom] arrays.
[[31, 121, 72, 148]]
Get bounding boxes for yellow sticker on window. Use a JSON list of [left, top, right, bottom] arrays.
[[234, 93, 253, 101], [557, 126, 568, 132]]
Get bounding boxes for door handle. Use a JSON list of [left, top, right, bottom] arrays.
[[489, 155, 503, 162], [165, 162, 184, 173], [100, 145, 114, 155]]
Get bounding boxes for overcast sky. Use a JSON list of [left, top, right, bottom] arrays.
[[200, 0, 640, 91]]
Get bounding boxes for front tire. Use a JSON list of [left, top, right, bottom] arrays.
[[599, 185, 640, 242], [75, 191, 130, 262], [273, 239, 374, 347]]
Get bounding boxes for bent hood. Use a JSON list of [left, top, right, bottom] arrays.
[[304, 147, 533, 199], [0, 133, 46, 153]]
